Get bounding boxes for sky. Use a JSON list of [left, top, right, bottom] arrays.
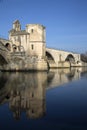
[[0, 0, 87, 53]]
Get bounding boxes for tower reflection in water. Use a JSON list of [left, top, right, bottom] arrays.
[[0, 67, 85, 120], [0, 72, 47, 120]]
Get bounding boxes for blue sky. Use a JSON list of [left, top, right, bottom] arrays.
[[0, 0, 87, 53]]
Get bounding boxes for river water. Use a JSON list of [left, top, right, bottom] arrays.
[[0, 67, 87, 130]]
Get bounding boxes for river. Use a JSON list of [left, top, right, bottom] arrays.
[[0, 67, 87, 130]]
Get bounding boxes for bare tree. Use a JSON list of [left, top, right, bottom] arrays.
[[81, 52, 87, 63]]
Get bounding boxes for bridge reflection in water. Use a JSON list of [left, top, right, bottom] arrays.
[[0, 67, 86, 120]]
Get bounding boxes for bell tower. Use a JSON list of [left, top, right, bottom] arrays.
[[13, 20, 21, 31]]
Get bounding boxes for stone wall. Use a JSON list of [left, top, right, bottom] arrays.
[[58, 61, 70, 68], [0, 55, 48, 71]]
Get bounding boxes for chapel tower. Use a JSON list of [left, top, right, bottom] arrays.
[[13, 20, 21, 31]]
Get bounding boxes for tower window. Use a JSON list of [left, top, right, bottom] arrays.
[[31, 29, 34, 33], [31, 44, 34, 50], [32, 92, 34, 98]]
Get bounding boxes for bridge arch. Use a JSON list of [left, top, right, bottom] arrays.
[[0, 41, 10, 65], [46, 51, 55, 61], [0, 54, 8, 65], [65, 54, 75, 63], [46, 51, 56, 68]]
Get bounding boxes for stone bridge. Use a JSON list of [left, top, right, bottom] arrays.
[[0, 38, 81, 70], [46, 48, 81, 68], [0, 41, 11, 65]]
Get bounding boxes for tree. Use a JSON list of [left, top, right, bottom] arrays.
[[81, 52, 87, 63]]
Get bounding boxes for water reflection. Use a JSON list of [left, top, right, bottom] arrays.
[[47, 68, 80, 89], [0, 72, 47, 119], [0, 67, 87, 120]]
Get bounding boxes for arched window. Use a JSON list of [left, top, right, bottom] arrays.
[[12, 44, 17, 52], [31, 44, 34, 50], [31, 29, 34, 33], [5, 43, 11, 51]]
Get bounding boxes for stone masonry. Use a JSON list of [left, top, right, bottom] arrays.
[[0, 20, 85, 71]]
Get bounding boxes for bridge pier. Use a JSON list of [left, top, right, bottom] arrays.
[[47, 60, 83, 69]]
